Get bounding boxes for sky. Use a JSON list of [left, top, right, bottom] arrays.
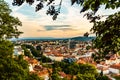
[[5, 0, 120, 38]]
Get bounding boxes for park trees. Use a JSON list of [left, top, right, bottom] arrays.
[[22, 44, 40, 57], [22, 44, 52, 62], [21, 45, 33, 57], [52, 62, 98, 80]]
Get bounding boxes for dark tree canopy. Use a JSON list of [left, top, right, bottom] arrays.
[[92, 11, 120, 56], [0, 0, 23, 39], [84, 32, 89, 37], [12, 0, 120, 20], [12, 0, 120, 12]]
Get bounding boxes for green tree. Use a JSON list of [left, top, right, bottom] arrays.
[[0, 0, 40, 79], [22, 44, 40, 57], [78, 63, 98, 75], [40, 55, 52, 63], [76, 73, 96, 80], [36, 45, 42, 51], [28, 73, 43, 80], [51, 67, 61, 80], [63, 63, 98, 75], [0, 0, 22, 39], [22, 44, 52, 62], [21, 45, 33, 57], [0, 53, 30, 79], [67, 63, 79, 75], [0, 40, 13, 58], [96, 75, 109, 80], [92, 12, 120, 57], [86, 45, 91, 50], [51, 73, 61, 80]]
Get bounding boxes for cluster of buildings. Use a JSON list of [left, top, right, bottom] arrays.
[[13, 40, 120, 79], [13, 46, 50, 79], [25, 56, 50, 80], [42, 40, 120, 76]]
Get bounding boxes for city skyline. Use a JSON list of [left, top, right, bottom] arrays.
[[6, 0, 120, 38]]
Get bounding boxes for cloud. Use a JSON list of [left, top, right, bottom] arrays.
[[43, 25, 71, 31], [37, 25, 77, 32]]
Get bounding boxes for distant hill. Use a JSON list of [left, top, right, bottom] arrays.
[[11, 36, 96, 41], [70, 36, 95, 41]]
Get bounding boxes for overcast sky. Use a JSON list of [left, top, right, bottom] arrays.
[[5, 0, 120, 38]]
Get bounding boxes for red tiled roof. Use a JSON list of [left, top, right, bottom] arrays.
[[77, 59, 86, 64], [25, 57, 39, 64], [33, 65, 43, 71], [110, 64, 120, 69], [38, 69, 49, 77], [58, 72, 67, 78], [97, 66, 108, 71]]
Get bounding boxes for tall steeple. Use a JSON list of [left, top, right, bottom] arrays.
[[68, 39, 71, 50]]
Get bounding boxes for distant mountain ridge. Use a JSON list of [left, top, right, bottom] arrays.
[[71, 36, 95, 41], [11, 36, 95, 41]]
